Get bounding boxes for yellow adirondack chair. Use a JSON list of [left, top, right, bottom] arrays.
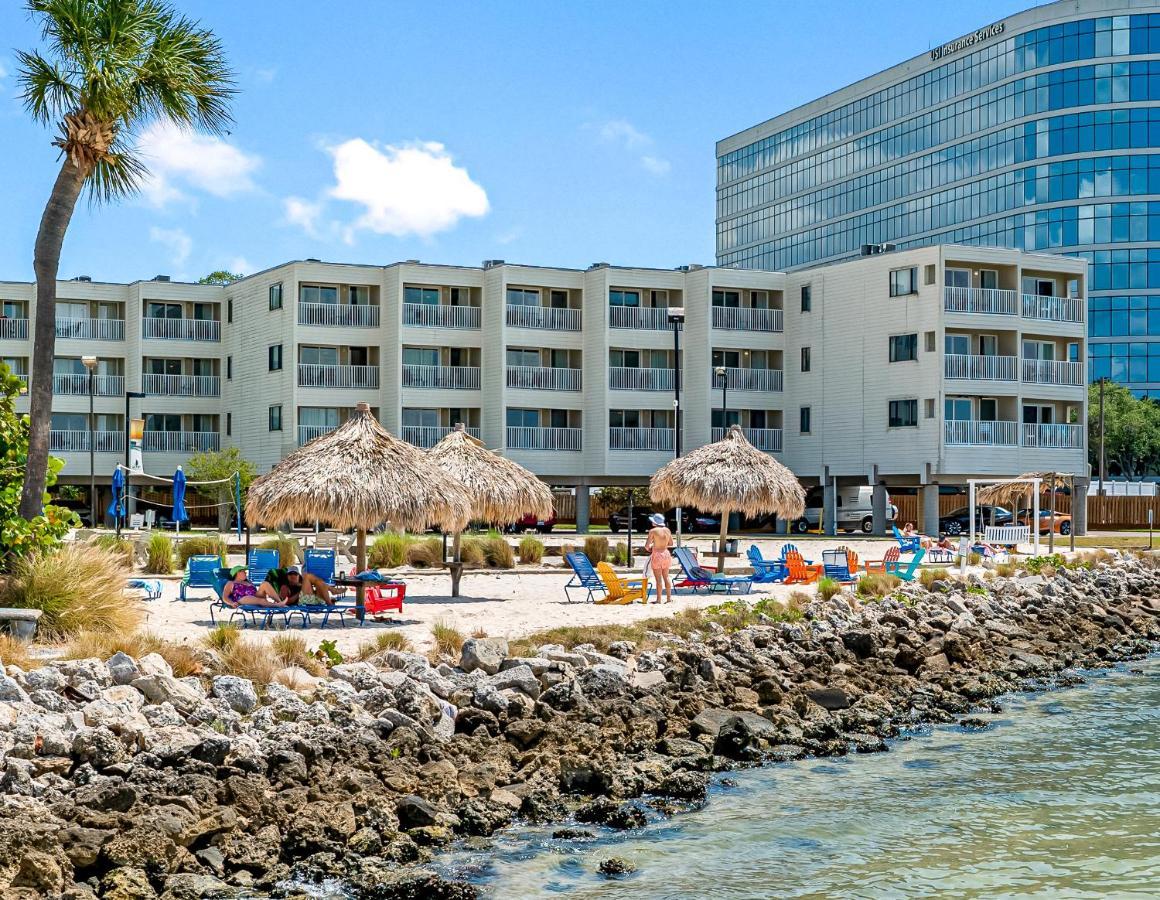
[[595, 562, 649, 604]]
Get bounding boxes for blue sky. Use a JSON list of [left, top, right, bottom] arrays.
[[0, 0, 1016, 283]]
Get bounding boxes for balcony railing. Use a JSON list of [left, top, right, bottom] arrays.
[[53, 373, 124, 396], [142, 373, 220, 397], [1021, 293, 1084, 324], [608, 306, 671, 330], [711, 306, 783, 332], [48, 430, 125, 453], [142, 317, 221, 341], [943, 286, 1018, 316], [401, 425, 481, 449], [298, 424, 339, 446], [505, 304, 581, 331], [944, 353, 1017, 381], [609, 426, 674, 451], [0, 318, 28, 340], [609, 366, 674, 392], [506, 426, 582, 451], [1022, 423, 1084, 449], [142, 431, 220, 453], [712, 426, 783, 452], [1021, 358, 1084, 386], [402, 303, 480, 329], [401, 364, 481, 390], [943, 420, 1019, 446], [297, 363, 380, 389], [506, 365, 582, 392], [297, 302, 380, 328], [55, 317, 125, 341], [714, 366, 783, 392]]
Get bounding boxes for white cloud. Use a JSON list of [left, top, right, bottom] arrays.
[[641, 155, 672, 176], [253, 66, 277, 84], [594, 118, 671, 177], [227, 256, 253, 276], [495, 226, 523, 246], [136, 121, 261, 206], [283, 196, 324, 237], [150, 226, 192, 267]]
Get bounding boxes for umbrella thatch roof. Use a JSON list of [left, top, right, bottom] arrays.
[[427, 425, 554, 524], [650, 425, 806, 519], [246, 403, 472, 532], [977, 472, 1077, 507]]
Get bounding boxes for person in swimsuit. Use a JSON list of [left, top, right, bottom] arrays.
[[263, 565, 331, 605], [222, 567, 287, 609], [644, 512, 674, 604]]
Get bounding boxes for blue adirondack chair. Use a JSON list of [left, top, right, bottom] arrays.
[[247, 548, 280, 588], [178, 554, 222, 601], [747, 545, 787, 583], [822, 548, 854, 582], [673, 546, 753, 594], [564, 552, 607, 603], [779, 543, 813, 564], [892, 525, 921, 554], [885, 547, 926, 581]]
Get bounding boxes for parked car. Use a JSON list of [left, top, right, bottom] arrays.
[[607, 508, 691, 533], [689, 512, 778, 533], [1016, 508, 1072, 535], [792, 485, 899, 534], [505, 512, 556, 534], [938, 505, 1014, 536]]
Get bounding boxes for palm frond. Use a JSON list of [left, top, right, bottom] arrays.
[[85, 142, 147, 205], [15, 49, 79, 124]]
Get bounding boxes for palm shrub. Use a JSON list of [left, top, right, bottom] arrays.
[[259, 532, 301, 567], [143, 533, 173, 574], [176, 534, 226, 568], [518, 535, 545, 564], [584, 536, 610, 563], [482, 536, 515, 569], [369, 533, 411, 568]]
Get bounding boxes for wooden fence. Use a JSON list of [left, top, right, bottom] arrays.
[[894, 492, 1154, 531]]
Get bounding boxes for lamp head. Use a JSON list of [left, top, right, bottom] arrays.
[[666, 307, 685, 324], [81, 355, 98, 370], [714, 365, 727, 377]]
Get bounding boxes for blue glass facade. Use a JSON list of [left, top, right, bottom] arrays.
[[716, 6, 1160, 392]]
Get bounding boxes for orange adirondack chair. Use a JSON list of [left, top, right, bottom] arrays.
[[864, 546, 900, 574], [844, 549, 860, 581], [784, 550, 824, 584], [595, 562, 649, 604]]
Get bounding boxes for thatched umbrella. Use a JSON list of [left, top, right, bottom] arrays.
[[650, 425, 806, 573], [978, 471, 1077, 552], [246, 403, 472, 614], [428, 425, 554, 596]]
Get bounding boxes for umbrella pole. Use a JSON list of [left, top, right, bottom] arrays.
[[717, 512, 729, 574], [1048, 472, 1056, 554], [451, 531, 463, 597], [356, 528, 367, 623]]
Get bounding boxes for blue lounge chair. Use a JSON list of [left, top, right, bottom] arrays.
[[822, 548, 853, 582], [892, 525, 921, 554], [209, 568, 304, 629], [304, 547, 347, 598], [747, 545, 787, 583], [564, 552, 607, 603], [178, 554, 222, 601], [885, 547, 926, 581], [247, 548, 280, 587], [673, 547, 753, 595]]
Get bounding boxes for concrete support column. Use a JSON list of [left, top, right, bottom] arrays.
[[871, 470, 887, 536], [1072, 476, 1088, 536], [823, 470, 837, 536], [920, 483, 940, 536], [575, 487, 590, 535]]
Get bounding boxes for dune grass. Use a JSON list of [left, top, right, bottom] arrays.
[[144, 533, 174, 574], [355, 630, 414, 661], [856, 573, 902, 598], [92, 534, 135, 566], [518, 535, 545, 564], [918, 567, 950, 590], [0, 634, 34, 670], [430, 620, 465, 661], [62, 630, 203, 678], [176, 534, 227, 568], [259, 532, 302, 567], [584, 536, 610, 564], [816, 576, 841, 601], [369, 532, 412, 568], [404, 536, 444, 569]]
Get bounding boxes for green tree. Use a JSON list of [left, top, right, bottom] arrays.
[[1089, 381, 1160, 479], [185, 447, 256, 531], [198, 270, 243, 285], [17, 0, 235, 519], [594, 486, 652, 514], [0, 363, 75, 570]]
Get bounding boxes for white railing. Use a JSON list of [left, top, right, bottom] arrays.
[[298, 424, 339, 446], [505, 304, 581, 331], [609, 426, 674, 451], [402, 303, 480, 329], [401, 364, 481, 390], [48, 430, 125, 453], [401, 425, 481, 449], [505, 365, 582, 391], [142, 317, 221, 341], [506, 426, 582, 451], [142, 373, 220, 397], [297, 302, 380, 328], [0, 318, 28, 340], [1022, 423, 1084, 449], [297, 363, 380, 389], [608, 306, 671, 330], [142, 431, 220, 453], [944, 354, 1017, 381], [943, 286, 1019, 316], [1022, 358, 1084, 386], [943, 420, 1019, 446], [609, 366, 674, 392], [712, 426, 783, 452], [715, 366, 783, 392], [711, 306, 783, 332], [55, 317, 125, 341], [1021, 293, 1085, 324], [52, 373, 124, 396]]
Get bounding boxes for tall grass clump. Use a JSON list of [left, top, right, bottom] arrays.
[[92, 534, 135, 566], [993, 561, 1017, 577], [63, 631, 202, 677], [356, 631, 414, 661], [405, 536, 445, 569], [918, 567, 950, 590], [612, 541, 630, 566], [0, 545, 140, 637], [459, 536, 487, 567], [856, 572, 901, 599], [202, 627, 278, 684], [144, 533, 174, 574], [269, 633, 326, 676], [369, 532, 411, 568], [0, 634, 34, 670], [518, 535, 545, 564], [482, 536, 515, 569], [176, 534, 226, 568], [259, 532, 302, 567], [584, 536, 610, 563], [816, 576, 841, 601], [430, 620, 465, 661]]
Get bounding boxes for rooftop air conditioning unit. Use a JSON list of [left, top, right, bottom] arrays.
[[587, 262, 610, 270], [305, 257, 321, 263], [482, 259, 505, 268], [71, 275, 92, 282], [152, 275, 170, 282]]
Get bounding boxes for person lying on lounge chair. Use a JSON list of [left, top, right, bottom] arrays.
[[222, 567, 288, 609], [264, 565, 332, 605], [902, 522, 935, 550]]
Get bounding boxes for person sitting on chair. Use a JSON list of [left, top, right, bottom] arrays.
[[264, 565, 332, 605], [222, 567, 287, 609], [902, 521, 935, 550]]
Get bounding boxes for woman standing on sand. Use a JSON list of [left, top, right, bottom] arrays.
[[645, 512, 674, 604]]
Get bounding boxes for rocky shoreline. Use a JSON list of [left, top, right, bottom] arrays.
[[2, 559, 1159, 899]]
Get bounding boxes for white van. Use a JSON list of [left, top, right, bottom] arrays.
[[792, 485, 898, 534]]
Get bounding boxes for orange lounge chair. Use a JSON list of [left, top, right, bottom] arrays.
[[595, 562, 649, 604], [784, 550, 824, 585], [864, 546, 900, 574]]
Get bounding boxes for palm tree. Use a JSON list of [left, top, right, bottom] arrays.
[[16, 0, 234, 519]]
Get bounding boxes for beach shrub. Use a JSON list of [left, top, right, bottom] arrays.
[[206, 628, 279, 684], [481, 536, 515, 569], [63, 630, 202, 677], [369, 532, 411, 569], [968, 552, 982, 566], [584, 536, 610, 563], [1022, 553, 1066, 575], [92, 534, 135, 566], [611, 541, 630, 566], [313, 639, 343, 668], [204, 623, 240, 652], [856, 573, 901, 598], [176, 534, 226, 568], [405, 536, 445, 569], [0, 634, 33, 670], [430, 620, 465, 660], [918, 567, 950, 590], [259, 532, 302, 567], [518, 535, 545, 565], [993, 561, 1016, 577], [356, 630, 414, 660], [560, 542, 577, 560], [458, 536, 487, 567], [0, 544, 139, 637], [269, 633, 325, 676], [143, 533, 173, 574], [816, 576, 841, 601]]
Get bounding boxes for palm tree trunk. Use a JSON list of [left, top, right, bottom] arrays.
[[19, 159, 87, 520]]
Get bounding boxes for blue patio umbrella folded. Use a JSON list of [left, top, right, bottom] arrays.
[[172, 467, 189, 524], [107, 467, 125, 521]]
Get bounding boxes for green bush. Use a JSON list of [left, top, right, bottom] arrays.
[[405, 536, 444, 568], [92, 534, 135, 566], [584, 536, 610, 563], [918, 566, 949, 590], [143, 533, 173, 574], [459, 535, 487, 567], [856, 573, 901, 598], [176, 534, 226, 568], [612, 541, 630, 566], [259, 532, 301, 567], [816, 576, 841, 601], [518, 535, 545, 564], [482, 536, 515, 569], [369, 532, 411, 568]]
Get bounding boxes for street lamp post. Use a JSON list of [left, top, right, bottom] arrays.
[[82, 355, 98, 526], [715, 365, 728, 431], [119, 390, 147, 535], [667, 307, 685, 546]]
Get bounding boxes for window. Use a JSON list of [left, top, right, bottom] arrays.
[[800, 347, 811, 372], [145, 414, 180, 432], [711, 408, 741, 428], [800, 284, 812, 312], [268, 405, 282, 431], [227, 299, 233, 323], [507, 348, 541, 368], [506, 287, 540, 307], [146, 302, 181, 319], [269, 283, 283, 310], [506, 407, 540, 428], [405, 286, 440, 305], [301, 346, 340, 366], [402, 347, 439, 367], [888, 399, 918, 428], [924, 264, 936, 286], [924, 398, 935, 419], [348, 286, 369, 305], [609, 349, 641, 368], [925, 331, 936, 352], [449, 287, 467, 306], [751, 291, 769, 309], [712, 290, 740, 308], [650, 290, 668, 307], [300, 285, 337, 305], [268, 344, 282, 371], [549, 290, 568, 309], [980, 269, 999, 290], [227, 356, 232, 380], [889, 267, 918, 297], [799, 407, 811, 434], [944, 269, 970, 288], [609, 289, 640, 307], [712, 349, 740, 368], [889, 334, 918, 362], [226, 413, 232, 436]]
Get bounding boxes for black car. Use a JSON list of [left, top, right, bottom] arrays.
[[607, 508, 691, 533], [938, 504, 1014, 536]]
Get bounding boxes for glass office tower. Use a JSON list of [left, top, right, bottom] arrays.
[[716, 1, 1160, 392]]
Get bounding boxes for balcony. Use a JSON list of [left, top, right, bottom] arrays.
[[1021, 293, 1084, 324], [401, 364, 480, 390], [609, 306, 671, 330], [714, 366, 783, 392], [48, 430, 125, 453], [297, 302, 380, 328], [142, 373, 220, 397], [1021, 359, 1084, 386], [944, 354, 1017, 381], [609, 426, 674, 451], [943, 420, 1019, 446], [1022, 423, 1084, 449], [55, 317, 125, 341], [0, 319, 28, 340], [712, 426, 782, 452], [506, 365, 582, 392], [943, 286, 1018, 316], [298, 424, 338, 446], [401, 425, 480, 449], [142, 317, 221, 341], [53, 373, 124, 396], [142, 431, 220, 453], [506, 426, 582, 451], [402, 303, 480, 330], [297, 363, 380, 390], [506, 304, 581, 332], [609, 366, 674, 392], [711, 306, 783, 332]]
